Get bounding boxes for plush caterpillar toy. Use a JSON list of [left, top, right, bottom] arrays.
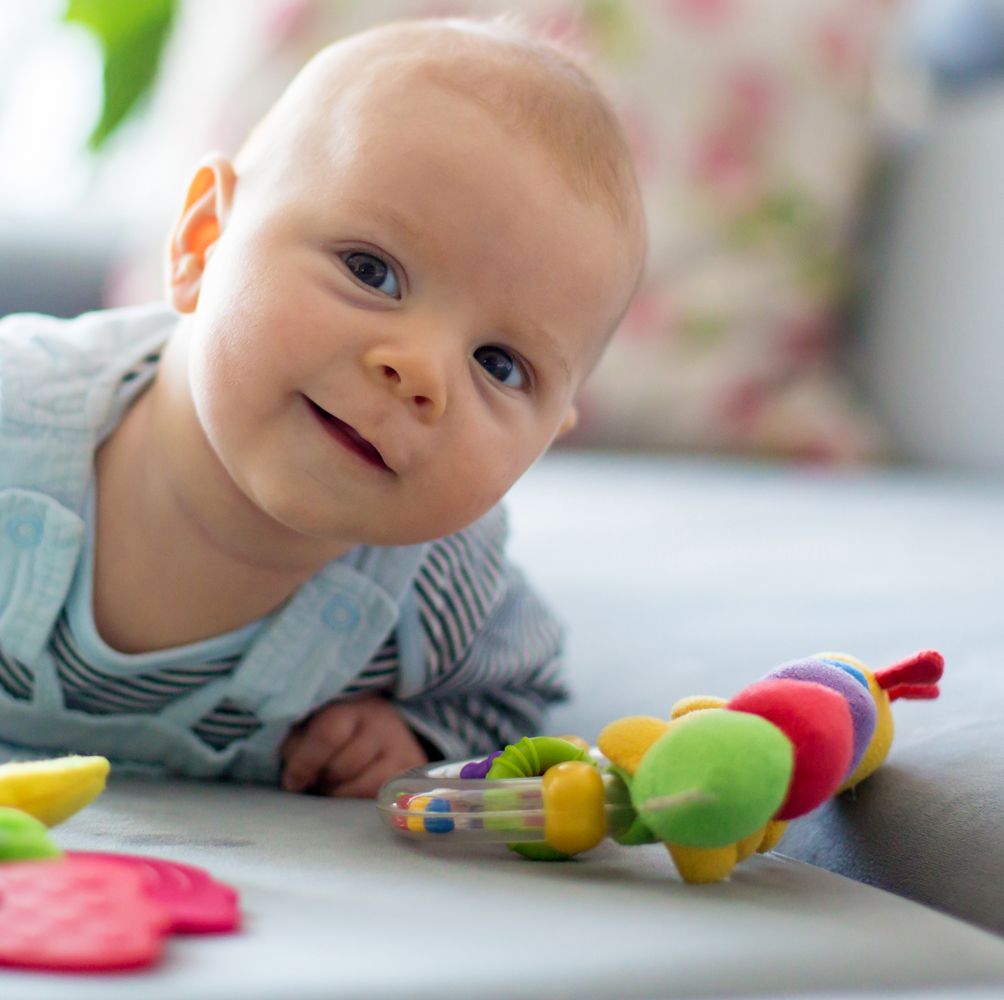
[[380, 650, 944, 883]]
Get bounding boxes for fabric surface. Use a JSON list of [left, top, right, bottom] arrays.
[[105, 0, 916, 462], [4, 775, 1003, 1000], [779, 714, 1004, 936]]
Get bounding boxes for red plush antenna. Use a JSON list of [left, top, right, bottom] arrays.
[[874, 650, 944, 702]]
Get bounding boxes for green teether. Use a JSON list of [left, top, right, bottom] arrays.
[[486, 736, 591, 779], [486, 737, 593, 861], [0, 806, 62, 861], [631, 711, 793, 848]]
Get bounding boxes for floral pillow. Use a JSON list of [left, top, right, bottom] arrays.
[[115, 0, 913, 462]]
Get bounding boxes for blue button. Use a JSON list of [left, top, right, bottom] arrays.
[[6, 514, 43, 549], [321, 594, 360, 632]]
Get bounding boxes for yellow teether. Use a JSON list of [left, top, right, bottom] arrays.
[[0, 755, 110, 827], [542, 761, 607, 855]]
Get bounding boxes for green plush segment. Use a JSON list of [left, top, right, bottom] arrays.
[[0, 807, 62, 861], [631, 711, 793, 848], [603, 766, 656, 845], [611, 814, 660, 846], [610, 811, 658, 843]]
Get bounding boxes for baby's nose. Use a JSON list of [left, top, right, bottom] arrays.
[[364, 343, 447, 422]]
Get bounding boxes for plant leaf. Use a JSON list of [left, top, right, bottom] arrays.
[[64, 0, 178, 150]]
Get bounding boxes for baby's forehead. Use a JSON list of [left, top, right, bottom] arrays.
[[269, 23, 642, 230], [291, 30, 563, 150]]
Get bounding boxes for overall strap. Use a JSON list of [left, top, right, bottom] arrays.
[[0, 307, 176, 666], [221, 541, 429, 724]]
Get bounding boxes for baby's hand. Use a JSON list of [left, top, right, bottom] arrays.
[[280, 696, 428, 798]]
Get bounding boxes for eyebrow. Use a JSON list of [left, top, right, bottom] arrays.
[[346, 201, 424, 245], [519, 318, 572, 386]]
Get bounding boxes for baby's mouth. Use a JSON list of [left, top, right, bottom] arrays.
[[305, 397, 390, 472]]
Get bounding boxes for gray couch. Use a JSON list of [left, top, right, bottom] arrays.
[[4, 453, 1004, 1000], [3, 54, 1004, 1000]]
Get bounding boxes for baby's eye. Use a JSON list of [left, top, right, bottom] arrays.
[[342, 251, 400, 298], [474, 345, 526, 389]]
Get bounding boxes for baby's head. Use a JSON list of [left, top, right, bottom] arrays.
[[166, 18, 645, 549]]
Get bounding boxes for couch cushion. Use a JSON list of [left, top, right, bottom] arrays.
[[779, 693, 1004, 935], [99, 0, 910, 462]]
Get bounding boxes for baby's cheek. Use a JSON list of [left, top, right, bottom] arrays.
[[267, 293, 332, 365], [440, 448, 523, 523]]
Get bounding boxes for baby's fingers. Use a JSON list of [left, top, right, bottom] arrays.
[[280, 729, 332, 792], [318, 736, 382, 791], [330, 754, 398, 799], [282, 708, 358, 792]]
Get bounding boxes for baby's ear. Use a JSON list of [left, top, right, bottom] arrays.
[[556, 405, 578, 439], [166, 155, 236, 313]]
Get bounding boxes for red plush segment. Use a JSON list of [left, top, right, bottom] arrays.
[[727, 679, 853, 820], [887, 683, 940, 702], [875, 650, 944, 692]]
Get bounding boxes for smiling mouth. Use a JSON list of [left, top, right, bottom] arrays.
[[305, 397, 391, 472]]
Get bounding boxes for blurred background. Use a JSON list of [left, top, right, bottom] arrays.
[[2, 0, 1003, 472]]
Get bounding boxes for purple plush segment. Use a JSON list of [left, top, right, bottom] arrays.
[[459, 751, 503, 779], [764, 659, 877, 777]]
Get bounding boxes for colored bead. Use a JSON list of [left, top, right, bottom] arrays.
[[459, 751, 502, 779], [392, 793, 412, 830], [423, 797, 454, 834], [406, 795, 432, 833]]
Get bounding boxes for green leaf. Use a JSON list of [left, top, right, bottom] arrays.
[[64, 0, 178, 150]]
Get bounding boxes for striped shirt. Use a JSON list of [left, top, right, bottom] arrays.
[[0, 517, 568, 759], [0, 493, 568, 760]]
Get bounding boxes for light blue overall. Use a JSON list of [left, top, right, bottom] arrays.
[[0, 305, 432, 782]]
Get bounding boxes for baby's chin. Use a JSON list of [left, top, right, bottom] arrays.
[[250, 490, 463, 551]]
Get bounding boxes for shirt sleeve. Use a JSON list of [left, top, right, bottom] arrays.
[[393, 506, 570, 761]]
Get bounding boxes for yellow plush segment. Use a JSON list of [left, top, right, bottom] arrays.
[[0, 756, 110, 827], [553, 734, 591, 752], [597, 716, 669, 775], [542, 761, 607, 855], [757, 819, 788, 853], [816, 652, 897, 792], [670, 696, 727, 719], [735, 826, 766, 861], [816, 651, 869, 675], [667, 842, 738, 883]]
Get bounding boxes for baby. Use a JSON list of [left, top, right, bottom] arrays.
[[0, 17, 644, 797]]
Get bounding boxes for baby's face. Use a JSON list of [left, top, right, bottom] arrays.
[[178, 74, 637, 547]]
